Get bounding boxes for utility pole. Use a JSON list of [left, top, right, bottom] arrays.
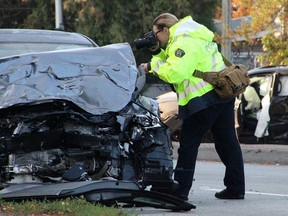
[[55, 0, 64, 30], [221, 0, 232, 61]]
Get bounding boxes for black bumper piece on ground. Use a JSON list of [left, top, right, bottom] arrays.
[[0, 180, 195, 212]]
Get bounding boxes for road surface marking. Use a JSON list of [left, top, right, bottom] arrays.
[[200, 186, 288, 197]]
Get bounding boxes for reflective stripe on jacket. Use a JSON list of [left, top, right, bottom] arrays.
[[149, 16, 226, 107]]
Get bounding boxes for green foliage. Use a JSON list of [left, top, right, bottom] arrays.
[[62, 0, 219, 46], [23, 0, 55, 30], [260, 34, 288, 65], [236, 0, 288, 65], [0, 0, 34, 28]]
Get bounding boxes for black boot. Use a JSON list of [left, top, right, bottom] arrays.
[[215, 188, 244, 199]]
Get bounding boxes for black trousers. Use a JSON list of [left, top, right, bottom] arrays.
[[174, 99, 245, 197]]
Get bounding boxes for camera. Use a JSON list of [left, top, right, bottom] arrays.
[[134, 31, 157, 49]]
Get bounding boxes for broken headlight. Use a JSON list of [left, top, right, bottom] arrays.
[[133, 114, 159, 127]]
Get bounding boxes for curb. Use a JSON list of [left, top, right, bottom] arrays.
[[172, 142, 288, 165]]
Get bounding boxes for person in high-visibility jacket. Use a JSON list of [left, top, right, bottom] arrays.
[[141, 13, 245, 201]]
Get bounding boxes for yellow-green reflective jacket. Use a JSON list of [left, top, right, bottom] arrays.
[[149, 16, 227, 117]]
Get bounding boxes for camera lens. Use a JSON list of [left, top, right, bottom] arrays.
[[134, 38, 150, 49], [134, 31, 157, 49]]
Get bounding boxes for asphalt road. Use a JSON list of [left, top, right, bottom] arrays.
[[133, 161, 288, 216], [130, 142, 288, 216]]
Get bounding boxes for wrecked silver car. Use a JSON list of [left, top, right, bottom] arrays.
[[0, 43, 195, 211], [237, 65, 288, 144]]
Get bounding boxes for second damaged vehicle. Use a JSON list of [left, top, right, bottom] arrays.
[[0, 44, 195, 211]]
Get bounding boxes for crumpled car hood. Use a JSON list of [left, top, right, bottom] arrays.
[[0, 43, 138, 115]]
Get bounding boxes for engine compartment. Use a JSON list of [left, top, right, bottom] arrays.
[[0, 99, 173, 192]]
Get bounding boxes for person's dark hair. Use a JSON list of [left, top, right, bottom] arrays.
[[152, 13, 179, 29]]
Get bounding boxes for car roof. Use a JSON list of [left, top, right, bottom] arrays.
[[0, 29, 98, 46], [248, 65, 288, 75]]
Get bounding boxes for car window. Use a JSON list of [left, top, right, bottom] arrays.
[[277, 75, 288, 96], [241, 75, 272, 113], [258, 76, 272, 97], [0, 42, 94, 58], [239, 74, 272, 136]]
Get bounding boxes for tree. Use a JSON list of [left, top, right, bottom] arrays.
[[0, 0, 34, 28], [252, 0, 288, 65], [232, 0, 251, 18], [61, 0, 221, 77], [61, 0, 219, 44], [235, 0, 288, 65], [23, 0, 55, 29], [215, 0, 252, 19]]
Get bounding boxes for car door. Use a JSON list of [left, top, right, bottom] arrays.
[[268, 72, 288, 143]]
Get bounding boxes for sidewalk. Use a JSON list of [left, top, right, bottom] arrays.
[[172, 142, 288, 165]]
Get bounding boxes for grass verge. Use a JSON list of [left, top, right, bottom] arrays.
[[0, 197, 133, 216]]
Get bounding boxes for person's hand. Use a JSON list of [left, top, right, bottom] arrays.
[[140, 63, 149, 73]]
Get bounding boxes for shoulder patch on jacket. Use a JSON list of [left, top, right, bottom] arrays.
[[175, 48, 185, 57]]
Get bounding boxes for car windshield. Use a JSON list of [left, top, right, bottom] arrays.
[[0, 42, 94, 58]]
